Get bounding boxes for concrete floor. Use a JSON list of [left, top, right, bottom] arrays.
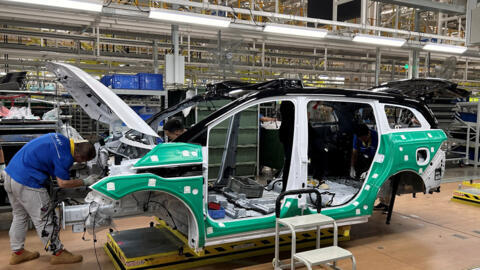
[[0, 182, 479, 270]]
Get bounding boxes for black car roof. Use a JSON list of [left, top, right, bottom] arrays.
[[177, 87, 438, 142]]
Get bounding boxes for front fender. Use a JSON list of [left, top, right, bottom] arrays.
[[90, 173, 205, 248]]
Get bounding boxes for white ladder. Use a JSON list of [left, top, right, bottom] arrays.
[[274, 213, 356, 270]]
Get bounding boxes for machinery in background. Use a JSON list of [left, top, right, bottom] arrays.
[[0, 72, 26, 90]]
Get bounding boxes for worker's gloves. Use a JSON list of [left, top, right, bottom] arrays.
[[83, 174, 99, 186], [349, 166, 356, 179], [0, 164, 5, 184]]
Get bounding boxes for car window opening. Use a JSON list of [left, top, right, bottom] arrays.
[[306, 101, 378, 209]]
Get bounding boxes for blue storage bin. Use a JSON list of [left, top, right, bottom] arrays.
[[137, 73, 163, 90], [208, 208, 225, 219], [111, 74, 139, 89], [100, 75, 113, 87]]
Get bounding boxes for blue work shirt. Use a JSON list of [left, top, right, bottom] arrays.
[[5, 133, 74, 188], [353, 129, 378, 159]]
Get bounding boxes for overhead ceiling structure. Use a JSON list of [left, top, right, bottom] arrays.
[[0, 0, 479, 89]]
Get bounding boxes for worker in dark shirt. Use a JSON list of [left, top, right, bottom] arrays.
[[279, 101, 295, 192], [350, 124, 378, 180], [3, 133, 96, 265], [164, 118, 187, 141]]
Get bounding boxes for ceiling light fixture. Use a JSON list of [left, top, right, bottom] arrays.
[[149, 9, 231, 28], [423, 43, 467, 54], [263, 24, 328, 38], [5, 0, 103, 12], [353, 34, 406, 47]]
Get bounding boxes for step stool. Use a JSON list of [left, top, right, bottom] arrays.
[[274, 213, 356, 270]]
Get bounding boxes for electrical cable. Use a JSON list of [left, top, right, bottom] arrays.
[[92, 208, 102, 270], [82, 202, 94, 241], [133, 0, 149, 12], [264, 179, 282, 191], [147, 200, 178, 230], [103, 0, 113, 7]]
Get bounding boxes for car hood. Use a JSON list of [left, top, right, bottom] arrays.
[[370, 78, 470, 100], [47, 62, 158, 137]]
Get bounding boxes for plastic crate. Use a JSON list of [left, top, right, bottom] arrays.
[[111, 74, 139, 89], [100, 75, 113, 87], [227, 176, 263, 198], [459, 112, 477, 122], [137, 73, 163, 90], [208, 208, 225, 219]]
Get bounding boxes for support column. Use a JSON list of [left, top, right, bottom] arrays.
[[361, 0, 367, 27], [324, 47, 327, 72], [464, 59, 469, 81], [153, 40, 158, 74], [466, 0, 478, 45], [412, 9, 420, 78], [391, 60, 395, 80], [333, 0, 338, 31], [394, 5, 400, 36], [187, 34, 191, 63], [96, 25, 100, 57], [425, 52, 431, 77], [261, 41, 265, 80], [408, 50, 414, 79], [172, 24, 179, 81], [375, 47, 381, 86]]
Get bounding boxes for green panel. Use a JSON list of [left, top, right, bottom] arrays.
[[209, 146, 257, 164], [315, 129, 448, 220], [91, 173, 205, 246], [134, 143, 202, 168], [260, 129, 285, 170], [204, 105, 259, 181]]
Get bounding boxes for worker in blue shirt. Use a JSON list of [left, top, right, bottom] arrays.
[[350, 124, 378, 180], [2, 133, 96, 265]]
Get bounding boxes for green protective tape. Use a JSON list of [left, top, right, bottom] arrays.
[[134, 143, 203, 168]]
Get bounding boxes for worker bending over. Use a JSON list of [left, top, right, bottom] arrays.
[[164, 118, 186, 141], [3, 133, 96, 265]]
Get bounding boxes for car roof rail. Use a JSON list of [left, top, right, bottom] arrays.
[[206, 79, 303, 97]]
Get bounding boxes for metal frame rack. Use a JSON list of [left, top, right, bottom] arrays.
[[447, 101, 480, 168]]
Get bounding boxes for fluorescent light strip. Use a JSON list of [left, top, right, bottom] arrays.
[[423, 43, 467, 54], [149, 9, 231, 28], [264, 24, 328, 38], [353, 34, 406, 47], [6, 0, 103, 12]]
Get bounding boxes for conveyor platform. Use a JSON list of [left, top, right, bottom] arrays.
[[451, 181, 480, 206], [104, 219, 350, 270]]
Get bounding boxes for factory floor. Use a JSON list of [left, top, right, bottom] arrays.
[[0, 181, 479, 270]]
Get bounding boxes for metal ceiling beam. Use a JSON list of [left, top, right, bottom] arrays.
[[373, 0, 466, 14]]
